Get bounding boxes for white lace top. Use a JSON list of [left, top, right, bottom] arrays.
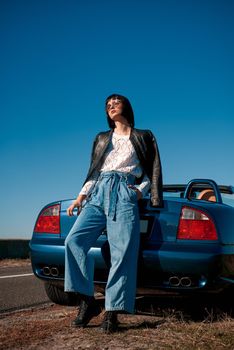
[[79, 132, 151, 197]]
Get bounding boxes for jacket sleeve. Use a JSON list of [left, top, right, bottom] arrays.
[[81, 133, 100, 188], [148, 131, 163, 207]]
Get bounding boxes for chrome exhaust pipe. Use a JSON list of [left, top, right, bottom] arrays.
[[169, 276, 180, 287], [50, 267, 59, 277], [180, 277, 192, 287], [42, 266, 51, 276]]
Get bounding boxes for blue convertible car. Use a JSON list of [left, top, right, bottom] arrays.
[[30, 179, 234, 306]]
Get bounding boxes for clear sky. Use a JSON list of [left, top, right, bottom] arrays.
[[1, 0, 233, 239]]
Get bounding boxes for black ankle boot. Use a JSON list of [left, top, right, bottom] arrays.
[[71, 296, 101, 328], [100, 311, 118, 333]]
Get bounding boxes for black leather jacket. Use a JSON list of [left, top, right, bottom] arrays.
[[83, 128, 163, 207]]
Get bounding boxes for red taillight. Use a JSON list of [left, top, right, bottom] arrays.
[[177, 206, 218, 240], [34, 204, 61, 234]]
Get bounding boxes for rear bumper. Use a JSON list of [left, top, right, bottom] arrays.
[[29, 241, 106, 282], [29, 241, 65, 281], [139, 245, 234, 292], [29, 240, 234, 292]]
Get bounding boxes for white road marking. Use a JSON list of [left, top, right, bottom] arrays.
[[0, 273, 34, 279]]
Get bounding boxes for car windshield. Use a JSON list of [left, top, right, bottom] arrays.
[[163, 192, 182, 198], [221, 194, 234, 207]]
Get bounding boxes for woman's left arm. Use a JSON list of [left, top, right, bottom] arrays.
[[128, 173, 151, 200]]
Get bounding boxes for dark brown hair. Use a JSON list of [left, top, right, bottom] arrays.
[[105, 94, 135, 129]]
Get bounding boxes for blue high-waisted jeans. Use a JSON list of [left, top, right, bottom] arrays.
[[64, 171, 140, 314]]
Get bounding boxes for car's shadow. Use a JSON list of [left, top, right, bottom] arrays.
[[89, 287, 234, 333], [107, 293, 234, 333], [134, 291, 234, 322]]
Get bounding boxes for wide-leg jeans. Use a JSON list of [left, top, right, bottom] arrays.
[[64, 171, 140, 314]]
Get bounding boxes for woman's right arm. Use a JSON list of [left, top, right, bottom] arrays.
[[67, 171, 100, 216], [67, 194, 87, 216]]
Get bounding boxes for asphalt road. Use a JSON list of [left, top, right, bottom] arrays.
[[0, 264, 50, 313]]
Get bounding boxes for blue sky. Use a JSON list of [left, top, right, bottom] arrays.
[[1, 0, 234, 239]]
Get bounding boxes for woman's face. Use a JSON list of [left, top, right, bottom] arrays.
[[106, 98, 123, 120]]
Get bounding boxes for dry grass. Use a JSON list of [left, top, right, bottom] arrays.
[[0, 303, 233, 350]]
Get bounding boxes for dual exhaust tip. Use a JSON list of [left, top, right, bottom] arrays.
[[168, 276, 192, 287], [42, 267, 192, 287], [42, 266, 59, 277]]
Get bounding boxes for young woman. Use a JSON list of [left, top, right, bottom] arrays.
[[65, 94, 163, 333]]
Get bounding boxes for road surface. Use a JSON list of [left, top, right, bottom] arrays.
[[0, 263, 50, 313]]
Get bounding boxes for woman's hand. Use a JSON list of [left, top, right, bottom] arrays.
[[67, 194, 87, 216], [128, 185, 142, 200]]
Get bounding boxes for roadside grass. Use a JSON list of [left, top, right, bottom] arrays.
[[0, 298, 233, 350]]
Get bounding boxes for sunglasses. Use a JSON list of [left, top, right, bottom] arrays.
[[106, 99, 122, 111]]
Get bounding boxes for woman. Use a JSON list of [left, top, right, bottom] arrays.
[[65, 94, 163, 333]]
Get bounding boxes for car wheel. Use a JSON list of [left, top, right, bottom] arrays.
[[44, 282, 80, 306]]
